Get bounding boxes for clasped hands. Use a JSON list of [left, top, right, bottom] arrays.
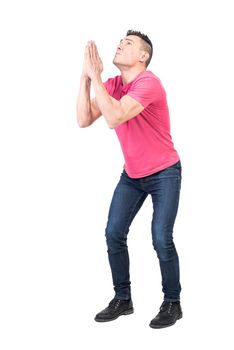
[[82, 41, 103, 80]]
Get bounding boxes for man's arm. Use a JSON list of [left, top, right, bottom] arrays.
[[85, 41, 144, 129], [76, 75, 102, 128], [92, 76, 144, 129]]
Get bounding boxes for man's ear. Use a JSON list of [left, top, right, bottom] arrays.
[[139, 51, 150, 64]]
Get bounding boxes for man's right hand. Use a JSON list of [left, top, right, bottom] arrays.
[[81, 45, 91, 79]]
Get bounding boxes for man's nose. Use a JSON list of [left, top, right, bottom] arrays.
[[118, 41, 124, 50]]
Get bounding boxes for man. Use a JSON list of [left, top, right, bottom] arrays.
[[76, 30, 183, 329]]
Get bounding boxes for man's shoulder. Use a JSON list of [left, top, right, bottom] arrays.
[[135, 70, 161, 83], [104, 75, 122, 85], [130, 71, 164, 92]]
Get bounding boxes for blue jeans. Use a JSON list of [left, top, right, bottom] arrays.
[[105, 161, 182, 302]]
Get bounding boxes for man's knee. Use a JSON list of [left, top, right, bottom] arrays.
[[152, 225, 176, 261], [105, 224, 127, 253]]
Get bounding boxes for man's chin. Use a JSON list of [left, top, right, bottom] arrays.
[[113, 59, 119, 67], [113, 57, 122, 68]]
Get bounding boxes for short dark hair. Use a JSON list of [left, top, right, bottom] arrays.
[[126, 29, 153, 67]]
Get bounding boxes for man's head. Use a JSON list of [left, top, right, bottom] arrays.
[[113, 30, 153, 69]]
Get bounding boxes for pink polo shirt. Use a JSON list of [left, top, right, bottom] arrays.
[[103, 70, 180, 178]]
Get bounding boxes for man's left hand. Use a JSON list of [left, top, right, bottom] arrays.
[[85, 41, 103, 80]]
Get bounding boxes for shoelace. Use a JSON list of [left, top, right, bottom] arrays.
[[168, 303, 172, 315], [160, 302, 173, 315], [109, 299, 121, 310]]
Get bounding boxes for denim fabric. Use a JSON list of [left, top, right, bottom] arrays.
[[105, 161, 182, 302]]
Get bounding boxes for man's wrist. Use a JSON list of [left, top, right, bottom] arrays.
[[80, 74, 91, 82], [91, 74, 102, 86]]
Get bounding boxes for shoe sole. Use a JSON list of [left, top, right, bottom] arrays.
[[94, 308, 134, 322], [149, 312, 183, 329]]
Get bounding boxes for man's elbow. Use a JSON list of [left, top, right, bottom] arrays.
[[107, 114, 123, 129], [78, 123, 88, 128], [77, 119, 88, 128], [107, 121, 116, 129], [76, 115, 91, 128], [107, 120, 119, 129]]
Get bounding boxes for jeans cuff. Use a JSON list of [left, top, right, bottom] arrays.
[[164, 297, 180, 303]]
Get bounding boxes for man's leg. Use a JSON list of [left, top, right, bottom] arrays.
[[95, 171, 147, 322], [148, 161, 182, 328], [150, 162, 182, 302], [105, 170, 148, 300]]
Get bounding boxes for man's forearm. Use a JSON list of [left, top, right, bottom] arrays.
[[92, 75, 122, 128], [76, 76, 92, 128]]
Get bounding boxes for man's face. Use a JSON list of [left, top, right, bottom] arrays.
[[113, 35, 144, 68]]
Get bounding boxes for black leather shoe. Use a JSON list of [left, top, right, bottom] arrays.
[[149, 301, 183, 329], [94, 298, 134, 322]]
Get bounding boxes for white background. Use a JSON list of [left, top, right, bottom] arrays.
[[0, 0, 233, 349]]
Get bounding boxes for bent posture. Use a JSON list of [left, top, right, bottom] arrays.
[[77, 30, 183, 329]]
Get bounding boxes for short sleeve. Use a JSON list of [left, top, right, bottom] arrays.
[[127, 73, 164, 108], [103, 77, 117, 96], [103, 78, 112, 94]]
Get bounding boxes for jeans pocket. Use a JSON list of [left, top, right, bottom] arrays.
[[171, 160, 181, 169], [167, 161, 182, 175], [158, 161, 182, 180]]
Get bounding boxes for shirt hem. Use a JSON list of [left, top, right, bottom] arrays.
[[124, 158, 181, 179]]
